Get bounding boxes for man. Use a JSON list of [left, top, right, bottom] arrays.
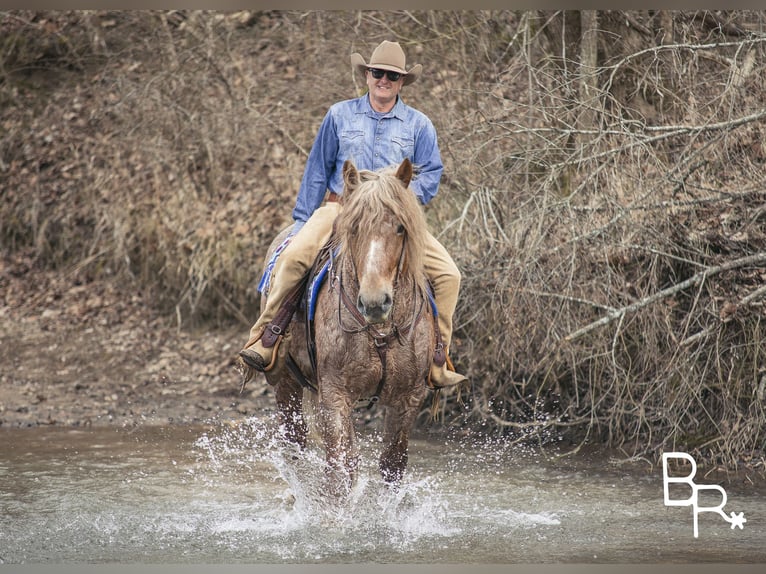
[[239, 40, 466, 388]]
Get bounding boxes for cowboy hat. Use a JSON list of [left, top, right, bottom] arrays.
[[350, 40, 422, 86]]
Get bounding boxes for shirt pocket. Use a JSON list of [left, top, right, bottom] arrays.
[[391, 135, 415, 160], [339, 129, 366, 162]]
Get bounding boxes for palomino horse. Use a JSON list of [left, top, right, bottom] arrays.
[[257, 158, 434, 497]]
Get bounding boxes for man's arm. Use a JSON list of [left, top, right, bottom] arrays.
[[409, 117, 443, 206]]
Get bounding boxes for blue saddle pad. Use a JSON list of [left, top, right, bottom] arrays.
[[257, 237, 335, 321], [257, 232, 296, 297], [306, 254, 334, 321]]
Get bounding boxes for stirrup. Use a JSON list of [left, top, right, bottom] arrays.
[[239, 334, 281, 373]]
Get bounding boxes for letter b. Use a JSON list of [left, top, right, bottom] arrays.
[[663, 452, 697, 506]]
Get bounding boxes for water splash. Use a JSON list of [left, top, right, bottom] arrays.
[[192, 412, 462, 551]]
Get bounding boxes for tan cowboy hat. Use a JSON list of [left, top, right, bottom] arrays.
[[350, 40, 422, 86]]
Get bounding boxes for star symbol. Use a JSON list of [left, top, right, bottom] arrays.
[[729, 511, 746, 530]]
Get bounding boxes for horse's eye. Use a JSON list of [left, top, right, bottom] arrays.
[[396, 224, 405, 235]]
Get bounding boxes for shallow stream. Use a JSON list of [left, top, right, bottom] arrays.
[[1, 413, 764, 563]]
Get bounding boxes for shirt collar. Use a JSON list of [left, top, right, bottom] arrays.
[[358, 94, 406, 120]]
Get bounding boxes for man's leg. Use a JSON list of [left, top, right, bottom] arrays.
[[240, 203, 341, 372], [423, 233, 467, 388]]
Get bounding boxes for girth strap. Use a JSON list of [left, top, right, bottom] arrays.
[[285, 352, 318, 393], [305, 237, 339, 378], [432, 323, 446, 367]]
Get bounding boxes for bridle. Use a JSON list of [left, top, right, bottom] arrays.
[[331, 231, 426, 408]]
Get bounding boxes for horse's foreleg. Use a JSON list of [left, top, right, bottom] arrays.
[[380, 428, 408, 485], [319, 394, 357, 497], [274, 380, 307, 449], [379, 403, 418, 485]]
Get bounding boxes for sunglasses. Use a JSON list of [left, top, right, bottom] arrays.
[[368, 68, 403, 82]]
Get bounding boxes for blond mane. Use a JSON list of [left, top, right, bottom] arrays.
[[336, 166, 429, 292]]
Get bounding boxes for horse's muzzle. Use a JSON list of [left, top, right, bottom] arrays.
[[357, 293, 392, 324]]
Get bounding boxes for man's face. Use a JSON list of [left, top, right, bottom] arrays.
[[366, 68, 404, 110]]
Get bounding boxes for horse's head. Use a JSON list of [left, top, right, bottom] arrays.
[[338, 158, 428, 324]]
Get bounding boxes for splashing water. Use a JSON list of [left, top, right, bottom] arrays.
[[191, 414, 464, 556]]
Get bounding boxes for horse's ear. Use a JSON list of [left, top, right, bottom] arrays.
[[343, 160, 359, 195], [395, 158, 413, 188]]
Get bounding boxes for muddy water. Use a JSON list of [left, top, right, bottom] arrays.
[[0, 414, 764, 564]]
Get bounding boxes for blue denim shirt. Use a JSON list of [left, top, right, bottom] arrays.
[[291, 94, 443, 229]]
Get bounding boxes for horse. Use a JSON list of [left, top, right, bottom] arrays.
[[256, 158, 435, 497]]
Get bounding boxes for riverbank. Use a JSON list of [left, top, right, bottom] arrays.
[[0, 263, 268, 428]]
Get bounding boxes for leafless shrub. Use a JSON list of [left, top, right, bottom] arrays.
[[431, 11, 766, 470]]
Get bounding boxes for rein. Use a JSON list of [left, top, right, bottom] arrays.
[[332, 235, 426, 408]]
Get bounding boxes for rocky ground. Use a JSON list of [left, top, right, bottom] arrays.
[[0, 255, 273, 429]]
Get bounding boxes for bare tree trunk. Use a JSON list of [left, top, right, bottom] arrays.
[[578, 10, 599, 143], [657, 10, 674, 44]]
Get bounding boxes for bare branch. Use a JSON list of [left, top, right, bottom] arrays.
[[565, 253, 766, 342], [680, 283, 766, 346]]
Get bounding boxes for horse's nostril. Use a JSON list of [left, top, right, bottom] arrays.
[[383, 293, 392, 308]]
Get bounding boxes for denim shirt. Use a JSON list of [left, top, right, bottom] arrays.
[[291, 94, 443, 228]]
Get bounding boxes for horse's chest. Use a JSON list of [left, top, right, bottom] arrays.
[[319, 333, 416, 384]]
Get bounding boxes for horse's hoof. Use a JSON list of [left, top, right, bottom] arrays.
[[281, 493, 296, 508]]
